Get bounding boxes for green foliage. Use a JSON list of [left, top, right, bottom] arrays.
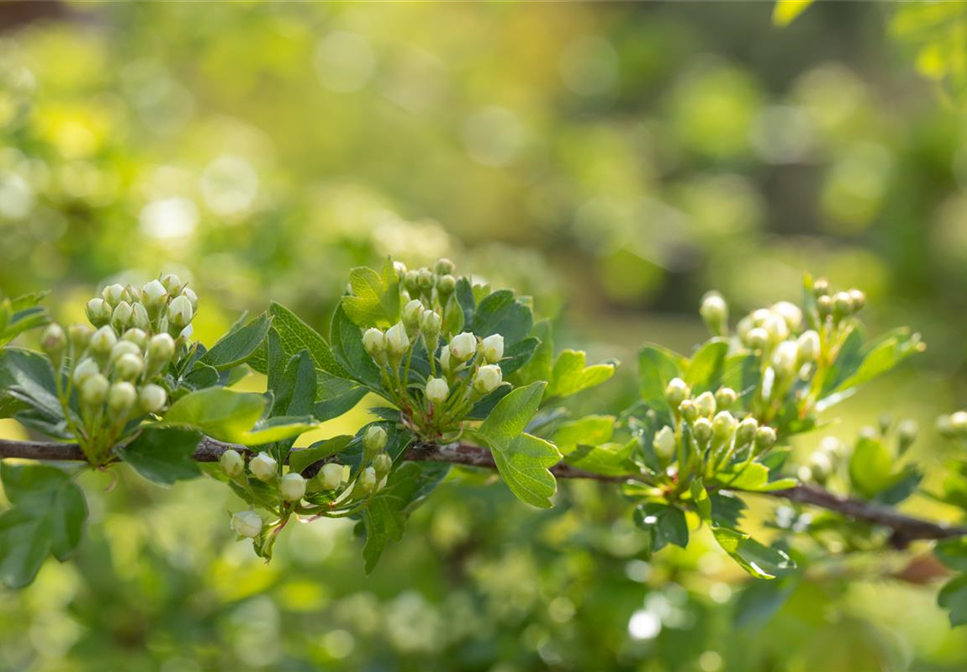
[[0, 290, 48, 349], [114, 427, 202, 486]]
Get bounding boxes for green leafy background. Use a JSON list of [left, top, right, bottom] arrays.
[[2, 2, 967, 670]]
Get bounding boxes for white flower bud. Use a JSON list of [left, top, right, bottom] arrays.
[[745, 327, 770, 351], [319, 463, 344, 490], [832, 291, 852, 320], [436, 274, 456, 296], [473, 364, 503, 395], [384, 322, 410, 357], [148, 333, 175, 363], [111, 301, 133, 332], [69, 323, 94, 351], [167, 295, 194, 329], [434, 258, 455, 276], [220, 449, 245, 477], [417, 268, 434, 290], [404, 270, 420, 293], [81, 374, 109, 408], [353, 466, 377, 497], [402, 299, 424, 330], [666, 377, 690, 407], [715, 387, 737, 409], [107, 382, 137, 417], [231, 511, 262, 538], [373, 453, 393, 478], [735, 417, 758, 446], [480, 334, 504, 364], [693, 417, 713, 443], [420, 310, 442, 340], [449, 332, 476, 363], [90, 325, 118, 357], [40, 324, 66, 362], [102, 284, 125, 307], [362, 328, 385, 359], [849, 288, 865, 313], [280, 473, 307, 502], [364, 426, 387, 457], [695, 391, 716, 418], [181, 287, 198, 312], [797, 330, 820, 363], [772, 341, 799, 378], [712, 411, 737, 440], [951, 411, 967, 433], [425, 377, 449, 404], [86, 298, 113, 327], [438, 346, 451, 373], [762, 314, 789, 345], [654, 426, 676, 460], [393, 261, 408, 279], [700, 292, 728, 334], [73, 358, 101, 387], [249, 452, 278, 482], [142, 279, 168, 308], [111, 340, 141, 363], [131, 302, 151, 331], [755, 426, 777, 452], [771, 301, 803, 332], [160, 273, 184, 296], [121, 328, 148, 349], [138, 384, 167, 414], [114, 353, 144, 381]]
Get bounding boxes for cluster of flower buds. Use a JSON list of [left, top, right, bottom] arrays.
[[811, 278, 865, 325], [360, 259, 509, 438], [85, 273, 197, 362], [655, 377, 777, 475], [798, 436, 844, 484], [937, 411, 967, 441]]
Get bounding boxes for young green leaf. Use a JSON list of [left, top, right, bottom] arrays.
[[711, 527, 795, 580], [939, 575, 967, 627], [115, 427, 202, 486], [638, 344, 686, 417], [552, 415, 616, 451], [248, 302, 346, 378], [513, 320, 554, 386], [546, 350, 617, 400], [685, 339, 728, 393], [341, 259, 401, 329], [288, 435, 353, 474], [471, 290, 533, 345], [198, 312, 271, 371], [330, 304, 383, 390]]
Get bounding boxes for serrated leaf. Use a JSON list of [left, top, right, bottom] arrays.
[[546, 350, 616, 399], [0, 348, 64, 423], [685, 339, 729, 393], [198, 313, 272, 371], [638, 344, 686, 418], [315, 371, 368, 422], [471, 290, 533, 346], [330, 304, 382, 390], [831, 328, 924, 398], [341, 259, 401, 329], [711, 527, 795, 579], [634, 502, 689, 550], [939, 575, 967, 627], [513, 320, 554, 386], [490, 433, 561, 509], [249, 302, 346, 378], [115, 427, 202, 486], [552, 415, 615, 450], [563, 439, 637, 477]]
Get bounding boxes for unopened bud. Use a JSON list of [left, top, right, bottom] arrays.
[[111, 340, 141, 363], [167, 295, 194, 330], [665, 377, 690, 408], [848, 288, 865, 313], [897, 419, 919, 454], [771, 301, 803, 332], [81, 373, 109, 408], [797, 330, 820, 363], [654, 426, 676, 460], [695, 391, 716, 418], [122, 284, 141, 304], [181, 287, 198, 312], [813, 278, 830, 296], [385, 322, 410, 357], [142, 279, 168, 309], [249, 453, 278, 482], [353, 466, 377, 497], [362, 328, 385, 360], [86, 298, 113, 327], [700, 292, 728, 335], [220, 449, 245, 477], [937, 414, 958, 439], [735, 417, 758, 446], [40, 324, 66, 363], [762, 314, 789, 345], [160, 273, 184, 297], [715, 387, 737, 410], [712, 411, 737, 440], [417, 268, 434, 290], [449, 332, 477, 363], [745, 327, 769, 351], [107, 381, 137, 416], [121, 328, 148, 350], [111, 301, 133, 332], [678, 399, 699, 423], [231, 511, 262, 538], [425, 377, 449, 405], [90, 326, 118, 357], [832, 292, 852, 321], [131, 302, 150, 331], [102, 284, 125, 307], [436, 274, 456, 296], [114, 353, 144, 381], [68, 323, 94, 352], [402, 299, 424, 331], [772, 341, 799, 378], [148, 333, 175, 366], [420, 310, 443, 341], [473, 364, 503, 395], [364, 425, 388, 457], [73, 358, 101, 387], [817, 294, 833, 318], [318, 463, 344, 490], [280, 473, 307, 502], [434, 258, 456, 276], [754, 426, 777, 453], [393, 260, 408, 279], [480, 334, 504, 364], [404, 270, 421, 294], [373, 452, 393, 478], [951, 411, 967, 434], [438, 346, 451, 373], [693, 417, 713, 444]]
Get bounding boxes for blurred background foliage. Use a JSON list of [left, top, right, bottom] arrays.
[[2, 1, 967, 670]]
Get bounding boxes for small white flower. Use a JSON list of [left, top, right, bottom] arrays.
[[280, 473, 307, 502], [772, 340, 799, 378], [319, 463, 344, 490], [101, 283, 125, 307], [449, 332, 477, 363], [425, 377, 449, 404], [480, 334, 504, 364], [473, 364, 503, 395], [167, 295, 194, 328], [797, 330, 820, 363], [249, 453, 278, 482], [231, 511, 262, 538]]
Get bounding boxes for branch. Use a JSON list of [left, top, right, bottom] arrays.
[[1, 436, 965, 545]]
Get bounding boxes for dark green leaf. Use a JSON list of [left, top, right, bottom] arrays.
[[513, 320, 554, 386], [471, 290, 533, 346], [249, 302, 346, 378], [638, 344, 686, 418], [685, 339, 729, 393], [198, 313, 272, 371], [330, 304, 383, 390], [634, 502, 689, 550], [115, 427, 202, 486], [939, 575, 967, 627], [289, 435, 353, 474]]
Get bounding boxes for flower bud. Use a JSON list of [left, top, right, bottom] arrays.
[[364, 425, 388, 456], [438, 346, 451, 373], [90, 325, 118, 357], [86, 298, 113, 327], [114, 353, 144, 381], [762, 314, 789, 345], [319, 463, 344, 490], [654, 426, 676, 460], [735, 417, 758, 446], [142, 279, 168, 309], [40, 324, 66, 364], [797, 330, 820, 364], [353, 466, 377, 497], [404, 270, 421, 294], [220, 448, 245, 477], [393, 260, 408, 279], [139, 384, 167, 414], [712, 411, 737, 440], [373, 452, 393, 478], [938, 414, 959, 439], [897, 419, 919, 454], [417, 268, 434, 290], [813, 278, 830, 296], [111, 340, 141, 363], [73, 358, 101, 387], [122, 284, 141, 304], [832, 291, 852, 321], [249, 452, 278, 482], [806, 451, 833, 483], [715, 387, 737, 410], [771, 301, 802, 332], [160, 273, 184, 297], [436, 274, 456, 296], [111, 301, 133, 332], [700, 292, 728, 335], [121, 328, 148, 350], [473, 364, 503, 395], [951, 411, 967, 434], [385, 322, 410, 357], [362, 328, 385, 360], [167, 295, 194, 330], [754, 426, 777, 453], [678, 399, 699, 423], [449, 332, 476, 363], [231, 511, 262, 538], [693, 417, 713, 444], [745, 327, 769, 351], [480, 334, 504, 364], [402, 299, 425, 331], [420, 310, 443, 341], [772, 341, 799, 378], [817, 294, 833, 318], [102, 284, 125, 307], [751, 309, 772, 327], [107, 381, 137, 417], [80, 373, 109, 408], [131, 302, 151, 331], [434, 258, 456, 276], [280, 473, 307, 502], [849, 288, 865, 313], [181, 287, 199, 312], [425, 377, 449, 405], [148, 333, 175, 365], [666, 377, 690, 408], [695, 391, 716, 418], [68, 323, 94, 352]]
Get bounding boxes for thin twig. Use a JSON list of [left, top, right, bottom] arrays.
[[1, 436, 965, 544]]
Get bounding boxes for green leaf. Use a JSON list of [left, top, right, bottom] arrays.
[[288, 435, 353, 474], [249, 302, 346, 378], [198, 313, 271, 371], [361, 462, 450, 573], [341, 259, 401, 329], [490, 433, 562, 509], [936, 538, 967, 573], [638, 344, 686, 418], [690, 479, 712, 521], [939, 575, 967, 627], [685, 339, 729, 393], [819, 327, 865, 398], [830, 328, 924, 397], [711, 527, 795, 579], [0, 347, 64, 423], [772, 0, 813, 27], [240, 416, 318, 446], [848, 436, 896, 499], [513, 320, 554, 386], [479, 381, 546, 447], [499, 337, 539, 376], [0, 463, 87, 588], [634, 502, 689, 550], [546, 350, 617, 399], [330, 304, 382, 390], [471, 290, 533, 345], [563, 439, 637, 477], [314, 371, 368, 422], [552, 415, 615, 451], [115, 427, 202, 486], [270, 350, 316, 418]]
